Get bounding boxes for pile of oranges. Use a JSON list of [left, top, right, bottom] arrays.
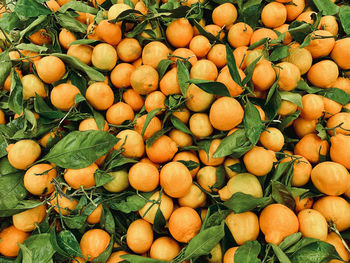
[[0, 0, 350, 262]]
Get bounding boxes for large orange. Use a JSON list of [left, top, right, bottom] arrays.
[[126, 219, 153, 254], [0, 226, 29, 257], [146, 135, 178, 163], [166, 18, 193, 48], [294, 133, 329, 163], [331, 38, 350, 70], [80, 229, 110, 261]]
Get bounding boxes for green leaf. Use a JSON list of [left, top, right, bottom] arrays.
[[240, 4, 262, 30], [177, 160, 199, 171], [339, 5, 350, 35], [141, 109, 162, 138], [146, 127, 171, 148], [100, 206, 115, 234], [234, 240, 261, 263], [121, 255, 166, 263], [224, 192, 273, 213], [264, 88, 282, 120], [19, 15, 48, 41], [15, 0, 51, 17], [177, 60, 190, 96], [318, 88, 350, 105], [18, 243, 33, 263], [242, 55, 263, 86], [55, 13, 87, 34], [311, 0, 339, 15], [170, 115, 192, 134], [16, 43, 48, 53], [49, 227, 70, 258], [271, 244, 292, 263], [22, 233, 55, 263], [57, 230, 83, 258], [279, 91, 303, 108], [277, 110, 301, 131], [244, 100, 263, 144], [271, 181, 296, 210], [226, 44, 243, 87], [211, 165, 226, 189], [0, 13, 21, 32], [288, 22, 314, 44], [188, 79, 230, 97], [0, 200, 42, 217], [153, 207, 167, 234], [68, 39, 100, 46], [295, 80, 322, 94], [316, 123, 327, 140], [94, 170, 114, 187], [190, 19, 223, 44], [202, 209, 230, 230], [279, 233, 303, 251], [58, 0, 98, 14], [157, 59, 172, 79], [52, 53, 105, 82], [270, 46, 289, 62], [42, 130, 119, 169], [0, 50, 12, 87], [34, 94, 66, 119], [248, 38, 269, 51], [8, 69, 23, 115], [110, 194, 148, 213]]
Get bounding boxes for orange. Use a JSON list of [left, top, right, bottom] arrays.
[[146, 135, 178, 163], [38, 130, 59, 147], [209, 97, 244, 131], [252, 60, 276, 91], [13, 205, 46, 232], [115, 129, 144, 158], [50, 189, 78, 215], [198, 139, 225, 166], [275, 62, 300, 91], [67, 44, 93, 65], [294, 133, 329, 163], [126, 219, 153, 254], [217, 66, 245, 97], [178, 183, 206, 208], [223, 247, 238, 263], [21, 74, 47, 99], [64, 163, 98, 189], [106, 102, 134, 125], [212, 3, 237, 29], [331, 77, 350, 94], [323, 97, 342, 119], [7, 140, 41, 170], [0, 226, 29, 257], [123, 89, 144, 111], [79, 118, 109, 131], [196, 166, 219, 192], [139, 191, 173, 224], [299, 94, 324, 120], [204, 24, 225, 40], [330, 134, 350, 169], [24, 163, 57, 195], [311, 161, 350, 196], [86, 82, 114, 111], [185, 83, 214, 112], [327, 112, 350, 135], [110, 63, 135, 89], [150, 237, 181, 261], [274, 24, 293, 45], [170, 48, 197, 66], [134, 114, 162, 140], [233, 46, 249, 69], [189, 35, 211, 58], [87, 204, 103, 224], [169, 129, 193, 147], [91, 43, 118, 71], [286, 0, 305, 21], [142, 41, 169, 69], [160, 67, 181, 95], [261, 2, 287, 28], [326, 232, 350, 262], [295, 196, 313, 213], [173, 151, 200, 178], [116, 38, 142, 62], [331, 38, 350, 69], [189, 113, 213, 138], [305, 30, 335, 59], [28, 29, 51, 45], [96, 20, 122, 46], [296, 11, 317, 24], [106, 251, 128, 263], [307, 60, 339, 88], [281, 45, 312, 75], [318, 15, 339, 36], [130, 65, 159, 95], [281, 155, 312, 187], [172, 108, 190, 124], [259, 203, 299, 245], [278, 100, 298, 116], [108, 3, 132, 20], [168, 207, 202, 243], [190, 59, 218, 81], [50, 83, 81, 111], [128, 162, 159, 192], [243, 146, 274, 176], [298, 209, 328, 241], [225, 211, 260, 245], [160, 161, 192, 198], [76, 12, 95, 24], [223, 158, 240, 178], [250, 28, 278, 48], [259, 127, 284, 152], [313, 196, 350, 231], [87, 23, 100, 40], [45, 0, 60, 12], [0, 109, 5, 124], [36, 55, 66, 84], [80, 229, 110, 261], [59, 29, 76, 50], [166, 18, 193, 48], [103, 170, 129, 192], [293, 117, 317, 138], [145, 91, 166, 113]]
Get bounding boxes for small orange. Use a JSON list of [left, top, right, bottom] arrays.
[[223, 247, 238, 263], [21, 74, 47, 100], [326, 232, 350, 262], [298, 209, 328, 241], [172, 151, 200, 178], [331, 38, 350, 70], [323, 97, 342, 119], [198, 139, 225, 166], [58, 29, 76, 49], [228, 22, 253, 48], [134, 114, 162, 140], [115, 129, 144, 158], [7, 140, 41, 170], [50, 189, 78, 215], [96, 20, 122, 46], [189, 113, 213, 138], [106, 102, 134, 125], [50, 83, 81, 111], [259, 127, 284, 152], [160, 67, 181, 95], [128, 162, 159, 192], [252, 60, 276, 91], [250, 28, 278, 48], [275, 62, 301, 91], [286, 0, 305, 21], [185, 83, 214, 112], [330, 134, 350, 169], [212, 3, 237, 29], [106, 251, 128, 263], [233, 46, 250, 69], [28, 29, 51, 45], [170, 48, 197, 66], [305, 30, 335, 59], [146, 135, 178, 163], [145, 91, 166, 113], [110, 63, 135, 89], [261, 2, 287, 28], [86, 82, 114, 111], [281, 45, 312, 75], [86, 204, 103, 224], [296, 11, 317, 24], [142, 41, 169, 69], [91, 43, 118, 71], [189, 35, 211, 58], [64, 163, 98, 189], [327, 112, 350, 135], [123, 89, 144, 111], [318, 15, 339, 36], [243, 146, 274, 176], [79, 118, 109, 131], [24, 163, 57, 195], [204, 24, 225, 40], [169, 129, 193, 147], [36, 56, 66, 84], [166, 18, 193, 48], [67, 44, 93, 65], [150, 237, 181, 261], [281, 155, 312, 187], [0, 226, 29, 257], [299, 94, 324, 120], [274, 24, 293, 45], [80, 229, 110, 261], [190, 59, 218, 81], [130, 65, 159, 95], [278, 100, 298, 116], [13, 205, 46, 232], [293, 117, 317, 138], [331, 77, 350, 94], [126, 219, 153, 254], [217, 66, 245, 97], [307, 60, 339, 88], [116, 38, 142, 62], [178, 183, 206, 208], [196, 166, 219, 192], [295, 196, 313, 213]]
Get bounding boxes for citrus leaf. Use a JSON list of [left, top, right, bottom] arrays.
[[310, 0, 339, 15], [318, 88, 350, 105], [22, 233, 55, 263], [271, 181, 296, 210], [58, 0, 98, 14], [243, 99, 263, 144], [234, 240, 261, 263], [15, 0, 51, 17], [279, 233, 303, 251], [188, 79, 230, 97], [270, 45, 289, 62], [0, 12, 21, 32], [57, 230, 83, 258], [279, 91, 303, 108], [121, 255, 166, 263], [271, 244, 292, 263], [224, 192, 273, 213], [177, 60, 190, 96], [0, 50, 12, 87], [170, 115, 192, 134], [226, 44, 243, 87], [339, 5, 350, 35], [141, 109, 162, 138]]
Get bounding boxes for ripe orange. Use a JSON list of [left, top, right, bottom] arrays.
[[281, 45, 312, 75], [196, 166, 219, 192], [281, 155, 312, 187], [278, 100, 298, 116], [228, 22, 253, 48], [50, 189, 78, 215], [50, 83, 81, 111], [296, 11, 317, 24], [259, 127, 285, 152], [307, 60, 339, 88], [150, 237, 181, 261], [134, 114, 162, 140], [116, 38, 142, 62], [115, 129, 144, 158], [250, 28, 278, 48], [323, 97, 342, 119], [293, 117, 317, 138], [91, 43, 118, 71], [7, 140, 41, 170], [318, 15, 339, 36], [126, 219, 153, 254], [80, 229, 111, 261], [189, 113, 213, 138], [13, 205, 46, 232], [21, 74, 47, 100], [212, 3, 237, 29], [261, 2, 287, 28], [286, 0, 305, 21], [217, 66, 245, 97], [252, 60, 276, 91], [86, 82, 114, 111], [110, 63, 135, 89], [178, 183, 206, 208], [59, 29, 76, 50], [130, 65, 159, 95], [166, 18, 193, 48], [96, 20, 122, 46], [24, 163, 57, 195], [28, 29, 51, 45], [189, 35, 211, 58], [170, 48, 197, 66], [103, 170, 129, 192], [198, 139, 225, 166], [86, 204, 103, 224], [327, 112, 350, 135], [67, 44, 93, 65], [172, 151, 200, 178], [275, 62, 300, 91], [145, 91, 166, 113], [107, 102, 134, 126], [142, 41, 169, 69], [123, 89, 144, 111], [106, 251, 128, 263], [294, 133, 329, 163], [295, 196, 314, 213], [326, 232, 350, 262], [330, 134, 350, 169], [64, 163, 98, 189], [331, 77, 350, 94], [0, 225, 29, 257], [79, 118, 109, 131], [331, 38, 350, 69], [185, 83, 214, 112], [298, 209, 328, 241], [274, 24, 293, 45], [160, 67, 181, 95], [108, 3, 132, 20], [128, 162, 159, 192], [190, 59, 218, 81], [223, 247, 238, 263], [233, 46, 250, 69], [243, 146, 274, 176], [0, 109, 5, 124], [300, 94, 324, 120], [146, 135, 178, 163], [169, 129, 193, 147], [305, 30, 335, 59], [36, 56, 66, 84], [204, 24, 225, 40]]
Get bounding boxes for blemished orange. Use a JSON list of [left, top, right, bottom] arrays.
[[286, 0, 305, 21], [327, 112, 350, 135], [178, 183, 206, 208], [305, 30, 335, 59], [190, 59, 218, 81], [243, 146, 274, 176], [134, 114, 162, 140], [24, 163, 57, 195], [275, 62, 300, 91], [21, 74, 47, 100], [80, 229, 111, 261], [330, 134, 350, 169], [261, 2, 287, 28], [225, 211, 260, 245], [298, 209, 328, 241], [252, 60, 276, 91], [307, 60, 339, 88], [146, 135, 178, 163], [50, 83, 81, 111], [106, 251, 128, 263], [299, 94, 324, 120], [281, 155, 312, 187], [142, 41, 169, 69], [160, 161, 192, 198], [250, 28, 278, 48], [331, 38, 350, 70], [185, 83, 214, 112], [115, 129, 144, 158], [49, 189, 78, 215], [123, 89, 144, 111], [318, 15, 339, 36], [168, 207, 202, 243], [189, 113, 213, 138], [86, 204, 103, 224], [139, 191, 174, 224], [58, 28, 76, 50], [259, 127, 285, 152], [0, 226, 29, 257], [326, 232, 350, 262], [294, 133, 329, 163], [91, 43, 118, 71], [295, 196, 314, 213], [116, 38, 142, 62], [13, 205, 46, 232], [296, 11, 317, 24], [86, 82, 114, 111], [128, 162, 159, 192], [311, 161, 350, 196], [64, 163, 98, 189], [150, 237, 181, 261], [293, 117, 317, 138], [130, 65, 159, 95], [313, 196, 350, 231], [96, 20, 122, 46], [173, 151, 200, 178], [166, 18, 193, 48], [106, 102, 135, 125], [217, 66, 245, 97], [79, 118, 109, 131], [145, 91, 166, 113], [209, 97, 244, 131], [212, 3, 237, 28], [36, 55, 66, 84], [110, 63, 135, 89], [189, 35, 211, 58], [228, 22, 252, 48], [67, 44, 93, 65], [87, 23, 100, 40], [160, 67, 181, 95], [28, 29, 51, 45], [126, 219, 153, 254], [198, 139, 225, 166], [223, 247, 238, 263], [7, 139, 41, 170], [281, 45, 312, 75], [259, 203, 299, 245]]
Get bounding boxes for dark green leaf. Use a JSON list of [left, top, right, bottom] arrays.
[[339, 5, 350, 35], [234, 240, 261, 263], [241, 4, 262, 30], [110, 194, 147, 213], [58, 0, 98, 14], [34, 94, 66, 119], [8, 69, 23, 115], [100, 206, 115, 234], [202, 209, 230, 230], [42, 130, 119, 169], [0, 13, 21, 32], [0, 200, 42, 217], [188, 79, 230, 97], [270, 46, 290, 62], [244, 100, 263, 144], [271, 181, 296, 210], [50, 227, 70, 258], [57, 230, 83, 258], [318, 88, 350, 105], [153, 207, 167, 234], [212, 165, 226, 189], [157, 59, 172, 79], [224, 192, 273, 213], [288, 22, 314, 44], [242, 55, 262, 86], [170, 115, 192, 134], [279, 91, 303, 108], [264, 88, 282, 120], [0, 50, 12, 87], [146, 127, 171, 148], [16, 43, 48, 53], [19, 15, 48, 41], [279, 233, 303, 251], [311, 0, 339, 15], [177, 160, 199, 171], [296, 80, 322, 94], [177, 60, 190, 96], [68, 39, 100, 46], [56, 13, 87, 34], [121, 255, 166, 263], [248, 38, 269, 50], [271, 244, 292, 263], [22, 233, 55, 263], [277, 110, 301, 131], [94, 169, 114, 187], [15, 0, 51, 17], [226, 44, 243, 87], [190, 19, 223, 44]]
